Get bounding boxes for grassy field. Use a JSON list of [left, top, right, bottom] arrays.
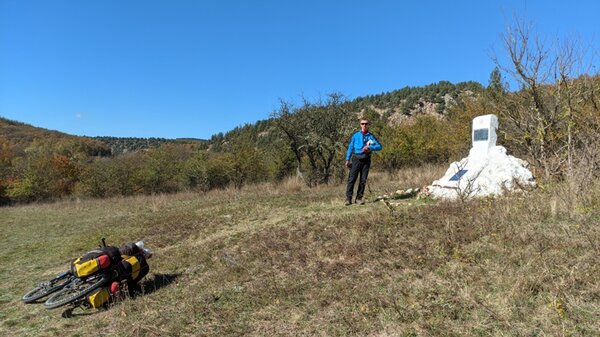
[[1, 166, 599, 336]]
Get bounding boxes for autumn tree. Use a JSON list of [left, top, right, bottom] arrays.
[[7, 141, 80, 201], [137, 144, 192, 194], [0, 138, 13, 204], [272, 93, 355, 186]]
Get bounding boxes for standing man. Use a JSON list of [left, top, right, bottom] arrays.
[[344, 118, 382, 205]]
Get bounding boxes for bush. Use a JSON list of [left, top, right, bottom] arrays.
[[136, 144, 192, 194], [7, 148, 80, 202]]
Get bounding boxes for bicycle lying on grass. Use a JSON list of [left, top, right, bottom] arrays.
[[22, 238, 152, 312], [21, 270, 76, 304]]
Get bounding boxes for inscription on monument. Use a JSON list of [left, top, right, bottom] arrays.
[[473, 129, 489, 142]]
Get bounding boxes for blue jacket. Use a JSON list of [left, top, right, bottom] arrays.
[[345, 131, 382, 161]]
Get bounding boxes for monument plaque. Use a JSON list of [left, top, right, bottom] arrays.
[[427, 114, 535, 199], [470, 114, 498, 159]]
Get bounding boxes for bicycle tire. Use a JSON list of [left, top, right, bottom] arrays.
[[43, 274, 110, 309], [22, 272, 73, 303]]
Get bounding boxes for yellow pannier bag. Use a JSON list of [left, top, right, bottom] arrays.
[[88, 288, 110, 309], [122, 255, 141, 280], [72, 253, 112, 278]]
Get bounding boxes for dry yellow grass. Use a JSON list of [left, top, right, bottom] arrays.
[[1, 166, 599, 336]]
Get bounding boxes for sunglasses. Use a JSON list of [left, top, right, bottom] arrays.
[[360, 123, 369, 125]]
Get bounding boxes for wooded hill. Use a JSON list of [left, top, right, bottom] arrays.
[[91, 136, 207, 155], [0, 117, 111, 157], [1, 80, 482, 158], [210, 80, 484, 150], [0, 117, 207, 157], [355, 80, 483, 115]]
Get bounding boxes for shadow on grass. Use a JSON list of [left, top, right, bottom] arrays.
[[138, 273, 181, 296], [61, 273, 180, 318], [61, 307, 95, 318]]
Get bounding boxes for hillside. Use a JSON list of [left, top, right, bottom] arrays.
[[1, 168, 598, 336], [355, 80, 484, 122], [211, 80, 485, 150], [0, 116, 208, 157], [1, 80, 482, 157], [2, 81, 478, 159], [0, 117, 111, 157], [91, 136, 208, 156]]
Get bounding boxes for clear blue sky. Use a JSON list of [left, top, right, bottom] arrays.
[[1, 0, 599, 139]]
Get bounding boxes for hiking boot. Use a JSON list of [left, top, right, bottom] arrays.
[[344, 199, 352, 206], [356, 198, 365, 205]]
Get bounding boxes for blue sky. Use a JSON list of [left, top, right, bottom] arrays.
[[1, 0, 599, 139]]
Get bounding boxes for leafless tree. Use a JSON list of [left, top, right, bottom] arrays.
[[492, 17, 600, 182]]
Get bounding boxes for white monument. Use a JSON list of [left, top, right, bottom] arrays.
[[428, 114, 536, 199], [470, 114, 498, 159]]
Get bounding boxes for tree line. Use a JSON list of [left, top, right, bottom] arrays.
[[92, 136, 207, 155]]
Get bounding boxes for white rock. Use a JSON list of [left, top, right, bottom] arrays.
[[428, 145, 536, 200]]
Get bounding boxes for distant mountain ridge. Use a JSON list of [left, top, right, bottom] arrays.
[[90, 136, 207, 155], [211, 80, 484, 149], [0, 117, 209, 156], [0, 117, 111, 156], [355, 80, 483, 124], [1, 80, 482, 156]]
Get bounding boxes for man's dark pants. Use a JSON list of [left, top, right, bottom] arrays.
[[346, 156, 371, 201]]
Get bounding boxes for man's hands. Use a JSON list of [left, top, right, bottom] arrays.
[[361, 145, 370, 153], [345, 160, 351, 168]]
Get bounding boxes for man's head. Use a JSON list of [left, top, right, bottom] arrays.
[[360, 119, 370, 132]]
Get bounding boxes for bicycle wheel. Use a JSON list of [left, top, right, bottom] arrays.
[[22, 272, 74, 303], [44, 273, 110, 309]]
